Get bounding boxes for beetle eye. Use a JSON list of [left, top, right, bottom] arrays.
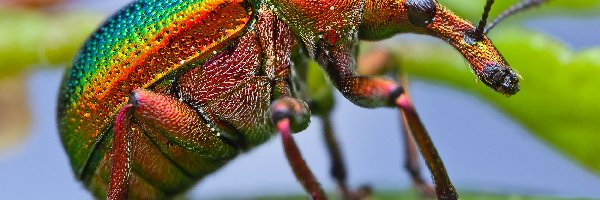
[[405, 0, 437, 27]]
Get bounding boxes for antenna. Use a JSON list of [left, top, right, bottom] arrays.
[[484, 0, 548, 34], [473, 0, 548, 40], [473, 0, 495, 41]]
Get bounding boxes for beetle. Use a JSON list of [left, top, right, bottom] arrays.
[[57, 0, 545, 199]]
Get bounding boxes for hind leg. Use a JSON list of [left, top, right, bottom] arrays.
[[107, 89, 237, 200], [270, 96, 327, 200]]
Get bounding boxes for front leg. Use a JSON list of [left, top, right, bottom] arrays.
[[316, 42, 457, 200]]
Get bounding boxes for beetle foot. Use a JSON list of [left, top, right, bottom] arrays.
[[341, 185, 373, 200]]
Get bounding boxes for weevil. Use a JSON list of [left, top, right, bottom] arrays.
[[57, 0, 545, 199]]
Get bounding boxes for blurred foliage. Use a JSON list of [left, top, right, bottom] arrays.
[[306, 59, 335, 116], [0, 8, 101, 78], [253, 190, 592, 200], [0, 0, 67, 8], [0, 75, 30, 156], [0, 6, 102, 152]]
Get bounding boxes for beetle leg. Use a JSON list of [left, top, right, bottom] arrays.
[[396, 78, 437, 198], [319, 114, 372, 200], [358, 48, 435, 197], [107, 88, 238, 199], [316, 44, 457, 200], [108, 104, 134, 200], [399, 111, 436, 197], [320, 115, 349, 197], [127, 89, 237, 156], [293, 52, 366, 199], [270, 97, 327, 200], [395, 89, 458, 200]]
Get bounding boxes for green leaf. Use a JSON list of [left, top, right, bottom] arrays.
[[382, 27, 600, 174]]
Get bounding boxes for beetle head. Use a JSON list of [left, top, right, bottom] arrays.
[[437, 14, 521, 96], [405, 0, 522, 95]]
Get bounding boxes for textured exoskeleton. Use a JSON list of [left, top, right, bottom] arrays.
[[57, 0, 522, 199]]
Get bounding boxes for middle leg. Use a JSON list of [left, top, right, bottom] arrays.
[[358, 48, 435, 197], [320, 113, 371, 200], [298, 57, 371, 199], [316, 43, 457, 200]]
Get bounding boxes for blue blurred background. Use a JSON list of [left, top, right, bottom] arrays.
[[1, 0, 600, 199]]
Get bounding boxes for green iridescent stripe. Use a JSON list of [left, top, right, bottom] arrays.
[[61, 0, 205, 104]]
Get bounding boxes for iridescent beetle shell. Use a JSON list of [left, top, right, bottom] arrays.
[[58, 0, 522, 198], [58, 0, 257, 197]]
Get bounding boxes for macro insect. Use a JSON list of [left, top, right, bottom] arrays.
[[57, 0, 546, 199]]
